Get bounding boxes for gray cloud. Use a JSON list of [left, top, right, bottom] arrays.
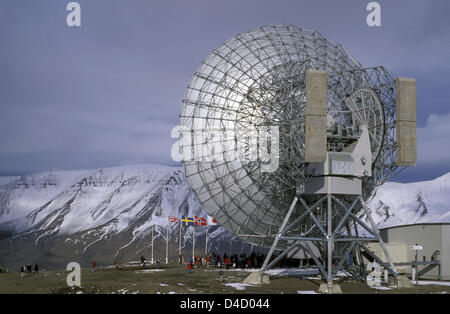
[[418, 113, 450, 165], [0, 0, 449, 181]]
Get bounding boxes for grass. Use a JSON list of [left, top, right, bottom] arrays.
[[0, 263, 449, 294]]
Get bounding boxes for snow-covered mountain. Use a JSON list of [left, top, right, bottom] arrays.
[[0, 165, 192, 235], [369, 172, 450, 228], [0, 165, 250, 270], [0, 176, 18, 186], [0, 164, 449, 270]]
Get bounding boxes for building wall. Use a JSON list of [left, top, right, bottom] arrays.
[[365, 242, 411, 274], [442, 225, 450, 280], [379, 224, 448, 280]]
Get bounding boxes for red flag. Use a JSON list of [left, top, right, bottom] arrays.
[[194, 216, 207, 226], [207, 216, 217, 225], [168, 216, 179, 222]]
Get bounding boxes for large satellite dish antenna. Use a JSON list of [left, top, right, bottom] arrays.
[[178, 25, 416, 289]]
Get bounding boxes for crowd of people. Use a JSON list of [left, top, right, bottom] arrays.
[[186, 251, 297, 272], [15, 251, 302, 276]]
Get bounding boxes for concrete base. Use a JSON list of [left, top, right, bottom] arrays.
[[388, 276, 397, 286], [243, 272, 270, 285], [396, 275, 414, 288], [318, 283, 342, 294]]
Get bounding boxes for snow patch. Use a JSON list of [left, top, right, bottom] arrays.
[[225, 267, 319, 277], [297, 290, 319, 294], [225, 283, 255, 290], [134, 269, 166, 273], [372, 286, 392, 290], [411, 280, 450, 287]]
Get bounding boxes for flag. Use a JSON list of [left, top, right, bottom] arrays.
[[207, 216, 217, 225], [194, 216, 207, 226], [181, 216, 195, 226], [179, 216, 217, 226]]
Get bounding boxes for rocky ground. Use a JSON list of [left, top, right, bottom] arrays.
[[0, 263, 449, 294]]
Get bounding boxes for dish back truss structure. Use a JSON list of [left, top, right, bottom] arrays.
[[179, 25, 416, 285]]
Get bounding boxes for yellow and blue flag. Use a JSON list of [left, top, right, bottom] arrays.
[[181, 216, 195, 226]]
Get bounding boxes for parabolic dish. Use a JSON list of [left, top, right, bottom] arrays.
[[179, 25, 398, 247]]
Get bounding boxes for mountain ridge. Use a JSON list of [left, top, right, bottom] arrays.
[[0, 164, 448, 270]]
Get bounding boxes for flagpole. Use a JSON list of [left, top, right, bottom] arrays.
[[178, 221, 182, 263], [166, 227, 169, 264], [151, 225, 154, 264], [205, 227, 208, 256], [192, 228, 195, 262]]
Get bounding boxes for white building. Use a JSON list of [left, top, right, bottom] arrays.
[[367, 223, 449, 280]]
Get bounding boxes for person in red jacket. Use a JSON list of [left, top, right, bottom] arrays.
[[91, 260, 96, 272], [225, 257, 230, 270], [187, 262, 192, 273]]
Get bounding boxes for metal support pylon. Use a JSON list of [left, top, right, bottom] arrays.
[[327, 193, 333, 288], [261, 196, 298, 273], [258, 193, 398, 283]]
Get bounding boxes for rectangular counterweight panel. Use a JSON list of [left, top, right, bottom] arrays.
[[306, 69, 328, 116], [397, 121, 417, 166], [396, 78, 416, 121], [305, 115, 327, 162], [396, 77, 417, 166], [305, 69, 327, 162]]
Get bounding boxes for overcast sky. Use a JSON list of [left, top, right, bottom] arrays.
[[0, 0, 449, 182]]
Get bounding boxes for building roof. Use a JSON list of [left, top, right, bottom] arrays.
[[380, 222, 450, 230]]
